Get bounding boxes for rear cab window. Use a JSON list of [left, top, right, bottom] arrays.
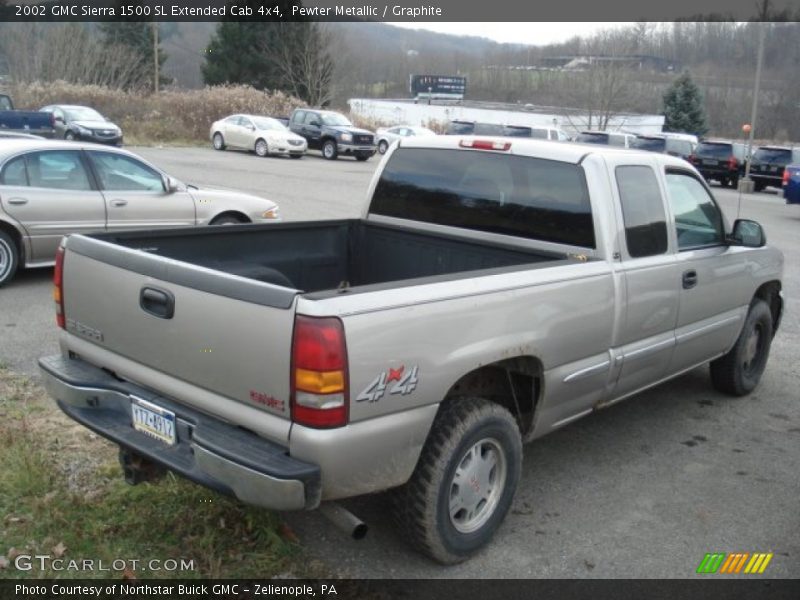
[[370, 147, 595, 248], [753, 147, 792, 164]]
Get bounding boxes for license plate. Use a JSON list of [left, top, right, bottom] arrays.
[[131, 397, 176, 446], [703, 159, 717, 166]]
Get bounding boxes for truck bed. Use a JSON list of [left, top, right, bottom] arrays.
[[87, 219, 563, 297]]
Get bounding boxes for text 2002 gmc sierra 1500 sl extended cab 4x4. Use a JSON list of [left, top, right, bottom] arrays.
[[39, 137, 783, 563]]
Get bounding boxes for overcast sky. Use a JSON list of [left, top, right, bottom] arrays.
[[388, 22, 630, 46]]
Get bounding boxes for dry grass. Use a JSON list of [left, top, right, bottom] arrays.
[[11, 81, 306, 145]]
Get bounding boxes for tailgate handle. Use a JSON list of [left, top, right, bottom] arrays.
[[140, 287, 175, 319]]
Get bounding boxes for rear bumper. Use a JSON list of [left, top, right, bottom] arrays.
[[38, 354, 321, 511]]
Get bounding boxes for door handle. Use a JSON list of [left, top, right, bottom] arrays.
[[140, 286, 175, 319], [682, 269, 698, 289], [7, 198, 28, 205], [110, 199, 128, 207]]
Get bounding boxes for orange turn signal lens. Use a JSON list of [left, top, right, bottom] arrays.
[[294, 368, 345, 394]]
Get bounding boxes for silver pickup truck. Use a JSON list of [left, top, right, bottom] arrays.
[[39, 137, 784, 564]]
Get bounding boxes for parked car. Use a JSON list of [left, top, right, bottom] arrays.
[[40, 104, 123, 146], [782, 163, 800, 205], [688, 140, 748, 188], [288, 109, 376, 161], [501, 125, 570, 141], [375, 125, 437, 154], [0, 131, 44, 140], [445, 120, 505, 136], [575, 130, 636, 147], [632, 134, 695, 161], [39, 136, 782, 565], [210, 114, 307, 158], [0, 94, 55, 138], [0, 140, 280, 286], [748, 145, 800, 192]]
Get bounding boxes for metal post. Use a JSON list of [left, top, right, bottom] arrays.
[[153, 22, 159, 94], [741, 22, 766, 189]]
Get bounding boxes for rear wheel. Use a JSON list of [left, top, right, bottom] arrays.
[[322, 140, 338, 160], [394, 397, 522, 564], [212, 133, 226, 151], [255, 138, 269, 157], [378, 140, 389, 154], [0, 230, 19, 288], [710, 299, 773, 396], [720, 178, 729, 188], [730, 175, 739, 189], [754, 181, 766, 192]]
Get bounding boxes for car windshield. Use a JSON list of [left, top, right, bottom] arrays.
[[65, 107, 105, 121], [696, 143, 734, 158], [632, 137, 666, 152], [253, 117, 287, 131], [320, 113, 352, 126], [753, 148, 792, 164], [576, 133, 609, 144]]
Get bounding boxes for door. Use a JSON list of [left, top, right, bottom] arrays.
[[237, 116, 256, 150], [663, 169, 749, 374], [0, 150, 106, 262], [302, 111, 323, 149], [225, 116, 248, 149], [608, 164, 680, 401], [87, 151, 195, 231]]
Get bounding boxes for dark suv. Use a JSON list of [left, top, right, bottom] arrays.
[[632, 135, 694, 161], [689, 140, 747, 188], [749, 146, 800, 192], [288, 109, 376, 161], [445, 120, 505, 135]]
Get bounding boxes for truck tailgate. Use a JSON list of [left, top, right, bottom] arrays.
[[60, 236, 298, 433]]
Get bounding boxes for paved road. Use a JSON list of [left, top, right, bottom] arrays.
[[1, 147, 797, 578]]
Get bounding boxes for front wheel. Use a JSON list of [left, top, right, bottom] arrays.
[[710, 299, 773, 396], [322, 140, 338, 160], [212, 133, 226, 151], [378, 140, 389, 154], [393, 397, 521, 564], [64, 131, 76, 141], [255, 138, 269, 157], [0, 230, 20, 288]]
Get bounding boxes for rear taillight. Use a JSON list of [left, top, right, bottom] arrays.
[[783, 169, 790, 186], [291, 316, 348, 428], [54, 245, 65, 329], [460, 139, 512, 151], [728, 157, 739, 170]]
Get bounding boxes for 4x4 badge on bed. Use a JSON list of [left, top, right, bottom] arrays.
[[356, 365, 419, 403]]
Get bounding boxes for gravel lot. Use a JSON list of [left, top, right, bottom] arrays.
[[1, 146, 797, 578]]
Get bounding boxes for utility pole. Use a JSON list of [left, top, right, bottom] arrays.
[[742, 21, 765, 185], [152, 22, 159, 93]]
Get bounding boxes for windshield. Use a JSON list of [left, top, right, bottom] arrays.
[[253, 117, 287, 131], [632, 137, 666, 152], [320, 113, 352, 126], [65, 107, 105, 122], [695, 143, 733, 159], [753, 148, 792, 164], [576, 133, 609, 144]]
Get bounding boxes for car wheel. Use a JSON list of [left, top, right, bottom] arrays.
[[255, 139, 269, 157], [322, 140, 338, 160], [394, 397, 522, 564], [730, 176, 739, 189], [720, 178, 729, 188], [0, 230, 19, 288], [710, 299, 773, 396], [378, 140, 389, 154], [754, 181, 766, 192], [210, 215, 246, 226], [212, 133, 226, 151], [64, 131, 76, 141]]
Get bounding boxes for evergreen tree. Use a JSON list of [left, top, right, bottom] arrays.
[[201, 22, 282, 90], [662, 72, 708, 136], [98, 21, 167, 90]]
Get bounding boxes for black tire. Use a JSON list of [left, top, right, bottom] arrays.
[[710, 299, 773, 396], [730, 176, 739, 189], [322, 139, 338, 160], [754, 181, 766, 192], [210, 215, 245, 226], [255, 138, 269, 157], [0, 229, 20, 288], [378, 140, 389, 154], [720, 178, 729, 188], [394, 397, 522, 564], [355, 153, 371, 162], [212, 132, 226, 151], [64, 131, 76, 141]]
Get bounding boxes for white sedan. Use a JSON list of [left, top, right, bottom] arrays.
[[210, 114, 307, 158], [375, 125, 437, 154]]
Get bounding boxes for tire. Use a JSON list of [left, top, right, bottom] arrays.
[[322, 139, 338, 160], [394, 397, 522, 564], [754, 181, 766, 192], [210, 215, 245, 226], [0, 230, 20, 288], [730, 176, 739, 189], [378, 140, 389, 154], [64, 131, 76, 141], [720, 178, 729, 188], [255, 138, 269, 157], [710, 299, 773, 396], [355, 153, 371, 162], [212, 133, 226, 151]]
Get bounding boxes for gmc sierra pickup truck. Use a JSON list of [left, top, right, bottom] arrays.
[[39, 137, 783, 564]]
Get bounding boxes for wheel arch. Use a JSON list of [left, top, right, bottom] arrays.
[[0, 219, 25, 265], [209, 210, 250, 224], [753, 280, 782, 335]]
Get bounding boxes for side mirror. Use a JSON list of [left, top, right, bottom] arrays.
[[729, 219, 766, 247], [309, 120, 321, 128], [54, 115, 64, 123], [163, 176, 179, 194]]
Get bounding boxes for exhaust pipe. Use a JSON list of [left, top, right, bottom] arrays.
[[319, 503, 368, 540]]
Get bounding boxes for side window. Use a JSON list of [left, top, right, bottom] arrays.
[[0, 96, 12, 111], [304, 112, 320, 126], [292, 110, 305, 124], [616, 166, 668, 258], [240, 117, 253, 130], [89, 152, 164, 192], [665, 171, 724, 250], [225, 116, 239, 124], [608, 135, 625, 147], [0, 155, 29, 186], [26, 151, 92, 191]]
